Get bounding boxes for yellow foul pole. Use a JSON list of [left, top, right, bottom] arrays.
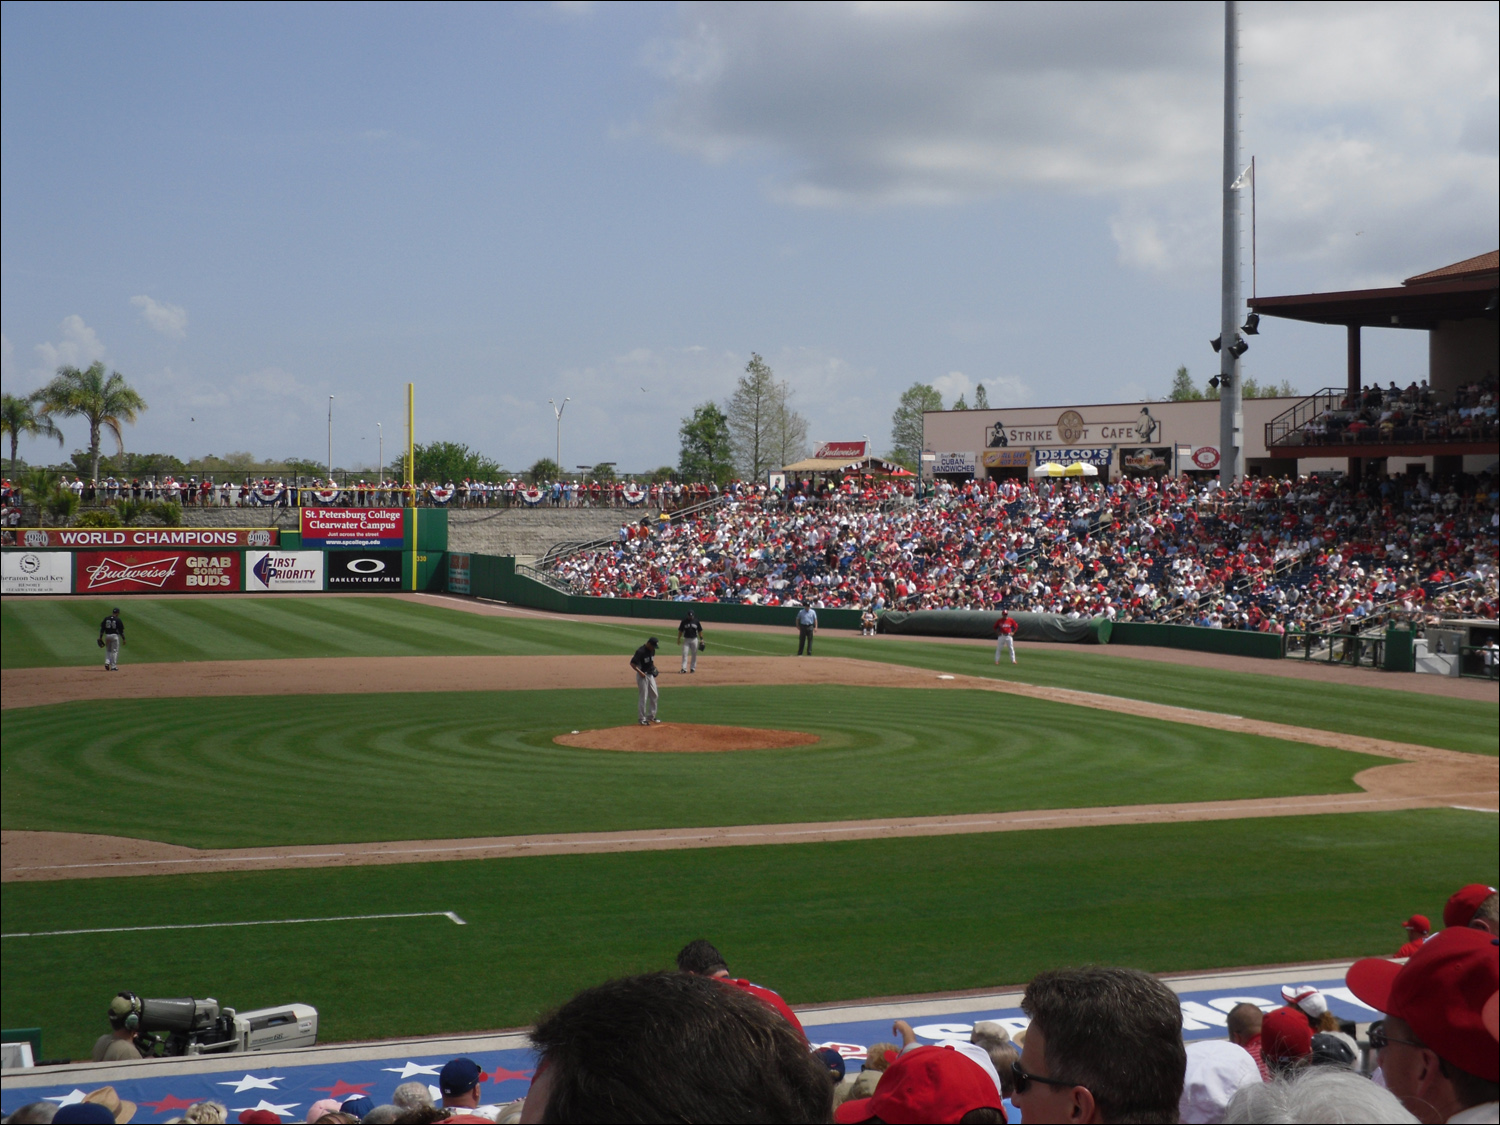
[[407, 382, 417, 590]]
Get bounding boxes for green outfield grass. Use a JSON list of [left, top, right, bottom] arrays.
[[1, 686, 1391, 848], [3, 595, 1494, 752], [2, 808, 1492, 1060]]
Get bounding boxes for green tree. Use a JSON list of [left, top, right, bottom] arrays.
[[649, 465, 676, 484], [678, 402, 735, 485], [952, 394, 969, 410], [1168, 365, 1202, 401], [973, 384, 990, 410], [890, 382, 943, 466], [38, 361, 147, 483], [528, 457, 560, 484], [1, 391, 63, 476], [1242, 378, 1299, 398], [769, 382, 808, 469], [590, 462, 618, 482], [398, 440, 503, 483], [726, 354, 783, 480]]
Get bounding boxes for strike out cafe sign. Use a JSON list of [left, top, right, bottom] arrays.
[[984, 407, 1164, 450]]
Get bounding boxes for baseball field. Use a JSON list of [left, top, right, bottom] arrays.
[[2, 593, 1496, 1060]]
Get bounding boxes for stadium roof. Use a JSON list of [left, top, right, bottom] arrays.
[[1248, 250, 1499, 330]]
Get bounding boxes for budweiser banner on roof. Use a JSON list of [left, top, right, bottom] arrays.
[[3, 527, 276, 549], [813, 440, 868, 459], [77, 550, 242, 594], [299, 507, 405, 548]]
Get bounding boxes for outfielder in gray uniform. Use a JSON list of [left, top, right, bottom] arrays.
[[98, 607, 125, 671]]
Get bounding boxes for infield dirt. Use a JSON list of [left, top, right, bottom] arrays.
[[3, 653, 1494, 882]]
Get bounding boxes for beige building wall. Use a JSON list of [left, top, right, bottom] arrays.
[[1429, 319, 1499, 398], [922, 397, 1347, 479]]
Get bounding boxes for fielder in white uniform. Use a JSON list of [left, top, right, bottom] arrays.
[[993, 612, 1018, 665]]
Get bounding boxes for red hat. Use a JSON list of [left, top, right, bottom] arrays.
[[1444, 884, 1496, 929], [1346, 926, 1500, 1082], [1260, 1007, 1313, 1063], [834, 1045, 1005, 1125], [239, 1114, 282, 1125], [1404, 914, 1430, 934]]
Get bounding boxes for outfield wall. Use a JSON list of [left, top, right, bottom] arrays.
[[1109, 622, 1284, 660]]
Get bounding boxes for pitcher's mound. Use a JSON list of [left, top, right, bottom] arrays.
[[554, 723, 820, 753]]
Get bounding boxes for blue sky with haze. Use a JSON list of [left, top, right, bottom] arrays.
[[3, 1, 1496, 473]]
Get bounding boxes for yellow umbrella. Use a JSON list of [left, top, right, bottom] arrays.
[[1030, 462, 1066, 477], [1063, 462, 1099, 477]]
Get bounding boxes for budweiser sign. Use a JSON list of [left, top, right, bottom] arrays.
[[813, 441, 868, 460], [75, 550, 242, 594], [84, 555, 180, 589]]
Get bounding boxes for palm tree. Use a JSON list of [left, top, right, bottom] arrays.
[[38, 362, 147, 483], [1, 391, 64, 477]]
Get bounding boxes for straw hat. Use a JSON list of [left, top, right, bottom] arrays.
[[84, 1087, 137, 1124]]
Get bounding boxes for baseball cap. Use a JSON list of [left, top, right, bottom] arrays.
[[1280, 985, 1328, 1018], [54, 1108, 117, 1125], [813, 1046, 847, 1082], [1260, 1007, 1312, 1064], [1308, 1032, 1356, 1069], [1178, 1040, 1260, 1125], [1444, 884, 1496, 929], [834, 1044, 1004, 1125], [438, 1058, 488, 1097], [339, 1098, 374, 1120], [238, 1114, 282, 1125], [1404, 914, 1430, 934], [1346, 926, 1500, 1081]]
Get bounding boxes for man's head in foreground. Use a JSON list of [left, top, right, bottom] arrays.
[[519, 971, 830, 1124], [1347, 925, 1499, 1124], [1015, 966, 1186, 1124]]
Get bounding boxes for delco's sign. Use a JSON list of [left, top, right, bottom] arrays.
[[299, 508, 405, 548], [77, 551, 241, 593], [3, 527, 275, 548], [813, 440, 869, 460], [1035, 447, 1113, 467]]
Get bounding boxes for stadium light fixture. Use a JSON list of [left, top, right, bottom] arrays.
[[1241, 312, 1260, 335], [1210, 335, 1223, 353], [1229, 337, 1249, 359], [1208, 375, 1222, 390]]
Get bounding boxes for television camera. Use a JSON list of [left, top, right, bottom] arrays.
[[109, 992, 319, 1057]]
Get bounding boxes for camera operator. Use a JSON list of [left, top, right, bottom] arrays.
[[92, 994, 148, 1062]]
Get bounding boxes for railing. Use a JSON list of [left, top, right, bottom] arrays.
[[1459, 644, 1500, 680], [1266, 388, 1344, 448], [1284, 629, 1385, 668]]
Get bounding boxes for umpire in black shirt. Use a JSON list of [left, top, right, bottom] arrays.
[[630, 638, 661, 726], [677, 611, 703, 674]]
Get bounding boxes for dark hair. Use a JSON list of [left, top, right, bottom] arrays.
[[676, 938, 729, 976], [392, 1107, 452, 1125], [1021, 967, 1186, 1125], [1439, 1057, 1500, 1110], [529, 971, 830, 1124]]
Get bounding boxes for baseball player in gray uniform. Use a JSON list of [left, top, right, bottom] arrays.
[[98, 607, 125, 671], [630, 637, 661, 725]]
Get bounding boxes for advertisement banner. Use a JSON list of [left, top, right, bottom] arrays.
[[981, 450, 1031, 469], [1118, 446, 1172, 474], [1035, 447, 1113, 467], [247, 551, 325, 592], [3, 527, 276, 549], [813, 440, 869, 460], [1190, 446, 1221, 470], [328, 549, 403, 590], [76, 551, 241, 594], [1, 550, 73, 594], [300, 508, 405, 548], [932, 451, 976, 474], [447, 552, 472, 595]]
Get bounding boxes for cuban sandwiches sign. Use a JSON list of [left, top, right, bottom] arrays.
[[300, 508, 405, 548]]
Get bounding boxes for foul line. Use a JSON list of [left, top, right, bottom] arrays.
[[2, 911, 467, 938]]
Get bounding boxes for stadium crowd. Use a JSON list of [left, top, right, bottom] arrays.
[[11, 885, 1495, 1124], [546, 470, 1499, 633], [1293, 379, 1498, 449]]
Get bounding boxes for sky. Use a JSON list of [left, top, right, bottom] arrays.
[[2, 1, 1496, 475]]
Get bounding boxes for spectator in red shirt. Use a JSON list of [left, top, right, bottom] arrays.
[[1398, 913, 1431, 958]]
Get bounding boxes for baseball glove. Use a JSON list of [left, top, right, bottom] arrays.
[[98, 638, 104, 647], [698, 640, 706, 651]]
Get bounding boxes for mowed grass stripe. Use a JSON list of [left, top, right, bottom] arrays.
[[2, 809, 1491, 1060], [1, 687, 1389, 849], [5, 597, 1492, 755]]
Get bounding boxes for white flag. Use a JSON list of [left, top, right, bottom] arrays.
[[1230, 164, 1254, 190]]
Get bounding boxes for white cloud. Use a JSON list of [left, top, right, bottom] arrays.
[[33, 315, 107, 374], [131, 295, 188, 339], [642, 2, 1499, 284]]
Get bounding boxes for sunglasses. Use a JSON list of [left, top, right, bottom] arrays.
[[1011, 1059, 1079, 1095], [1366, 1024, 1424, 1052]]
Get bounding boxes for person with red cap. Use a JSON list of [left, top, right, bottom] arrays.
[[1347, 926, 1500, 1124], [1399, 914, 1431, 958], [1445, 884, 1498, 933], [834, 1044, 1006, 1124], [1258, 1007, 1313, 1076]]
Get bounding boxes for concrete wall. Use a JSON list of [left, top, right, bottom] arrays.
[[1429, 318, 1499, 398]]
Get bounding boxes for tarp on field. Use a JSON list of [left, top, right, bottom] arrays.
[[878, 609, 1111, 644]]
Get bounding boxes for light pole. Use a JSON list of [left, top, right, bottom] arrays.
[[548, 397, 570, 476], [327, 396, 335, 482], [377, 422, 383, 481]]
